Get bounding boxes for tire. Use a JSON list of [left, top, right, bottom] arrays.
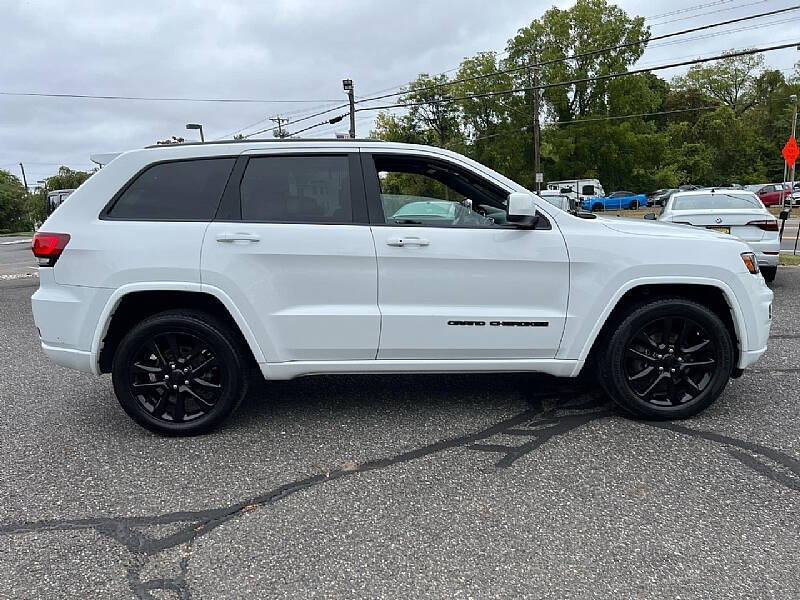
[[630, 200, 639, 210], [112, 310, 249, 436], [597, 298, 734, 420], [761, 266, 777, 283], [592, 203, 604, 212]]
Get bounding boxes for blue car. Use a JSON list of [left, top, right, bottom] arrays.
[[581, 191, 646, 212]]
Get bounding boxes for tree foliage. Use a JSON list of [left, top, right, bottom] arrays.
[[371, 0, 800, 193]]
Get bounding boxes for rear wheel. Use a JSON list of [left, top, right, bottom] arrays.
[[597, 298, 734, 420], [112, 310, 249, 436], [630, 200, 639, 210], [761, 266, 777, 283]]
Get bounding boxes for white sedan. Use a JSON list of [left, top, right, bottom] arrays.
[[654, 189, 780, 282]]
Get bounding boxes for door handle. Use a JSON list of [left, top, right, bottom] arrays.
[[216, 232, 260, 243], [386, 236, 430, 247]]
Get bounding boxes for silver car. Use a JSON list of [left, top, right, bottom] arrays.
[[656, 189, 780, 282]]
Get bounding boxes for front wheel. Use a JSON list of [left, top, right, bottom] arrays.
[[592, 202, 605, 212], [112, 310, 249, 436], [597, 298, 734, 420], [630, 200, 639, 210], [761, 266, 777, 283]]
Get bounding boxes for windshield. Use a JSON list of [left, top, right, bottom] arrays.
[[671, 193, 762, 210]]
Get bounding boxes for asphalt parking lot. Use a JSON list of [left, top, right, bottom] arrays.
[[1, 270, 799, 599]]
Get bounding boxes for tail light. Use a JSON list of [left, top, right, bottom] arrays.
[[746, 219, 778, 231], [31, 232, 70, 266]]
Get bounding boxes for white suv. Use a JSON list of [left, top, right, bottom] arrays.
[[31, 140, 773, 435]]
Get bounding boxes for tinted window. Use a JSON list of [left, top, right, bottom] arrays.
[[672, 193, 761, 210], [109, 158, 235, 220], [581, 184, 595, 195], [240, 155, 351, 223]]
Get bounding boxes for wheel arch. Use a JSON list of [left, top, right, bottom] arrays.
[[575, 279, 745, 377], [93, 283, 266, 374]]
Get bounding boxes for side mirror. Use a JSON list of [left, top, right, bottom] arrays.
[[507, 192, 539, 228], [644, 212, 657, 220]]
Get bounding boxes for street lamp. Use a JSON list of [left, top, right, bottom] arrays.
[[342, 79, 355, 139], [186, 123, 204, 143]]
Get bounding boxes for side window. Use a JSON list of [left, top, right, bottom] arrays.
[[373, 156, 508, 228], [581, 184, 595, 196], [108, 158, 235, 220], [240, 155, 351, 223]]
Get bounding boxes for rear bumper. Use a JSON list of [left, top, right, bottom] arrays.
[[40, 343, 96, 373], [747, 239, 780, 268], [31, 269, 110, 375]]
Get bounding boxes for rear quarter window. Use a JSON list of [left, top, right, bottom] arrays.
[[106, 158, 235, 220]]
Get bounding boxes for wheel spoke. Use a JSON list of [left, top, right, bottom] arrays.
[[635, 332, 660, 351], [639, 372, 669, 397], [677, 320, 689, 349], [682, 359, 715, 368], [149, 342, 168, 368], [132, 362, 162, 374], [661, 318, 672, 347], [192, 377, 221, 390], [165, 334, 181, 362], [151, 393, 168, 417], [682, 339, 710, 355], [183, 386, 215, 408], [626, 348, 655, 362], [173, 391, 185, 422], [192, 357, 217, 376], [629, 365, 655, 381], [132, 381, 166, 391]]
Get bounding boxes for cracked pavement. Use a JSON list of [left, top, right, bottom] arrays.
[[1, 271, 799, 599]]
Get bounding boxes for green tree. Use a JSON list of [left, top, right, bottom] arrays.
[[0, 169, 28, 231], [673, 51, 764, 115]]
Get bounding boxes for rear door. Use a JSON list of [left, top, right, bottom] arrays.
[[363, 150, 569, 360], [201, 149, 379, 362]]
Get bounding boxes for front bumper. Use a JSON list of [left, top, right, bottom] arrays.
[[735, 272, 773, 369]]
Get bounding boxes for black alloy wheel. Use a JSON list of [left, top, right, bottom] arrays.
[[112, 310, 249, 436], [598, 298, 734, 419], [128, 331, 223, 423], [623, 317, 716, 407]]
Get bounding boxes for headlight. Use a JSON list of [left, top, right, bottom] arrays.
[[741, 252, 760, 274]]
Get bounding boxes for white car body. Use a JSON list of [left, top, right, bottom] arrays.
[[658, 189, 780, 273], [32, 141, 772, 387]]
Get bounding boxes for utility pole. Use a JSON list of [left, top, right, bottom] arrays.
[[790, 94, 798, 203], [18, 163, 28, 191], [531, 45, 542, 193], [343, 79, 355, 139], [270, 116, 289, 139]]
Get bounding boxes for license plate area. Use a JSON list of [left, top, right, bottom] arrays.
[[707, 226, 730, 234]]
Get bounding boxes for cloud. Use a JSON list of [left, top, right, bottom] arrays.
[[1, 0, 797, 181]]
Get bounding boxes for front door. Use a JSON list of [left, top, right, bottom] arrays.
[[362, 151, 569, 360], [202, 150, 379, 363]]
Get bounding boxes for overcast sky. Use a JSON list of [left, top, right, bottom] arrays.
[[1, 0, 798, 185]]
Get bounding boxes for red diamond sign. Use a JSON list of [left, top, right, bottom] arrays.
[[783, 135, 799, 167]]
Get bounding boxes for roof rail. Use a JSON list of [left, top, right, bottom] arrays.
[[144, 138, 386, 149]]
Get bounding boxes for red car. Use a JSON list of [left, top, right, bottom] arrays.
[[752, 183, 792, 206]]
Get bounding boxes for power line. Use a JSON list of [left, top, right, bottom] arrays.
[[648, 0, 768, 27], [645, 0, 735, 20], [472, 106, 721, 142], [0, 91, 342, 104], [353, 42, 800, 113], [350, 5, 800, 107]]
